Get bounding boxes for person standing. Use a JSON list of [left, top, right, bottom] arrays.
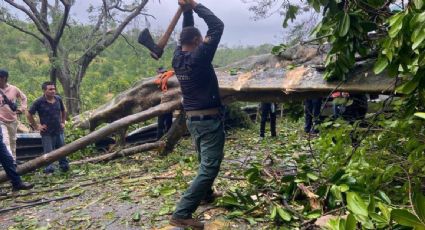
[[304, 98, 323, 134], [0, 69, 28, 163], [0, 126, 33, 195], [156, 67, 173, 140], [259, 102, 277, 138], [27, 82, 69, 173], [169, 0, 224, 229]]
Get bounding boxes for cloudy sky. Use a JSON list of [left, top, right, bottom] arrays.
[[70, 0, 287, 46]]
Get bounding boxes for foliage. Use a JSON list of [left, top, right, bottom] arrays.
[[281, 101, 304, 121], [238, 2, 425, 227], [213, 98, 425, 228], [224, 103, 254, 130], [250, 1, 425, 108]]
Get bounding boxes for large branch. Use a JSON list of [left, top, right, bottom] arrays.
[[4, 0, 53, 41], [73, 107, 187, 164], [73, 45, 397, 130], [41, 0, 48, 22], [0, 100, 181, 183], [73, 77, 181, 129], [54, 0, 71, 43], [71, 141, 163, 165], [78, 0, 148, 70], [159, 111, 188, 156], [0, 18, 44, 43]]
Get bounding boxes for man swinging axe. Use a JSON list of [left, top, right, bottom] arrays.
[[169, 0, 225, 229]]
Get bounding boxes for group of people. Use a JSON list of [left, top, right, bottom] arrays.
[[258, 93, 369, 138], [0, 69, 69, 195], [257, 99, 321, 138], [0, 1, 222, 227], [0, 1, 370, 229], [166, 1, 370, 228]]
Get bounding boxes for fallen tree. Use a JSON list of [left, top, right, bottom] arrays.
[[73, 45, 396, 130], [0, 100, 181, 183], [71, 141, 163, 165], [0, 45, 397, 182]]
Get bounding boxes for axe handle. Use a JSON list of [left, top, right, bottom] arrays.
[[156, 7, 183, 49]]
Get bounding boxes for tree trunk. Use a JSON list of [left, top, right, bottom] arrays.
[[73, 54, 397, 131], [71, 141, 163, 165], [63, 83, 81, 116], [0, 47, 399, 182], [0, 100, 181, 183], [159, 111, 188, 156]]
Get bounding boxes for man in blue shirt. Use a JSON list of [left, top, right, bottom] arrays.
[[169, 0, 224, 229], [27, 82, 69, 174]]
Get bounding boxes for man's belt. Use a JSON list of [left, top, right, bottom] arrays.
[[186, 108, 220, 116], [187, 114, 221, 121], [186, 107, 221, 121]]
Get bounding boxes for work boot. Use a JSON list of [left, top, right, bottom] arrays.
[[200, 191, 223, 205], [169, 216, 204, 230], [12, 182, 34, 192]]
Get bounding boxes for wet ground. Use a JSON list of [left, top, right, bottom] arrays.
[[0, 120, 305, 229]]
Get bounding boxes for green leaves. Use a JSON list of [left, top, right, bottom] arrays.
[[132, 212, 141, 222], [269, 205, 291, 222], [378, 190, 392, 205], [346, 192, 368, 217], [413, 190, 425, 225], [410, 12, 425, 30], [414, 112, 425, 119], [245, 165, 266, 186], [338, 13, 351, 37], [373, 56, 389, 74], [159, 186, 176, 196], [218, 196, 242, 207], [388, 12, 406, 38], [411, 25, 425, 50], [413, 0, 424, 9], [396, 78, 419, 94], [391, 209, 425, 229], [276, 206, 292, 221], [345, 214, 357, 230], [271, 44, 287, 56], [282, 5, 299, 28], [326, 215, 357, 230]]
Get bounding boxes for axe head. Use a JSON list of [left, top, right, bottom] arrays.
[[138, 28, 164, 60]]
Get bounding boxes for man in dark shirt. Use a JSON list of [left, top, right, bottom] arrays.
[[156, 67, 173, 140], [27, 82, 69, 174], [169, 0, 224, 229]]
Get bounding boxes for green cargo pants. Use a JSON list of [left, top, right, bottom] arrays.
[[172, 117, 225, 219]]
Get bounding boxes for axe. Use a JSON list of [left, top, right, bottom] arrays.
[[138, 7, 183, 60]]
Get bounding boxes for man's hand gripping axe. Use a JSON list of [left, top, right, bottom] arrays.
[[138, 7, 183, 60]]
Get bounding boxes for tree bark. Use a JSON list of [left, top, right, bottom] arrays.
[[73, 52, 397, 131], [71, 141, 163, 165], [158, 111, 188, 156]]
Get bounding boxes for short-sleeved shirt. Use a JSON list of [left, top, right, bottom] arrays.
[[29, 95, 65, 136], [0, 84, 28, 123]]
